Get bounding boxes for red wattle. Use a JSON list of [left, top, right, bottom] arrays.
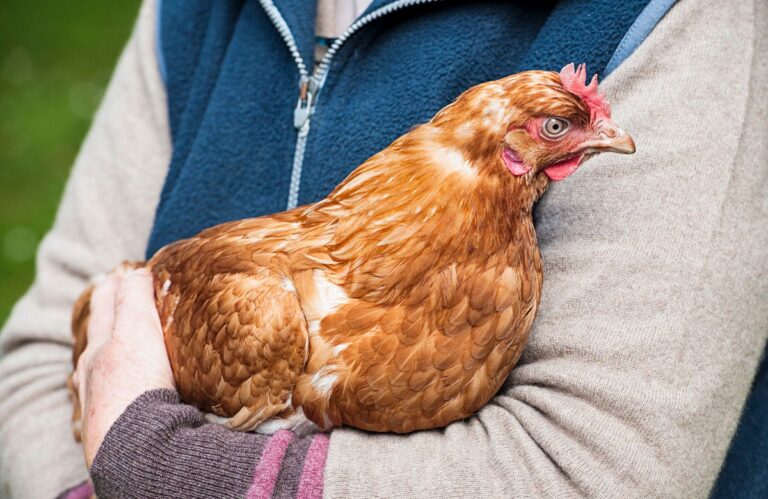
[[543, 155, 583, 181]]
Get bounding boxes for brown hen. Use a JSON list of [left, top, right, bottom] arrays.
[[71, 64, 635, 435]]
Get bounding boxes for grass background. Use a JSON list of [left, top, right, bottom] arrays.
[[0, 0, 141, 325]]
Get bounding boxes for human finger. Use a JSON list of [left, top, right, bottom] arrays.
[[87, 272, 122, 348]]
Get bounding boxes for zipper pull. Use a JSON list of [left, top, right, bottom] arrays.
[[293, 76, 318, 129]]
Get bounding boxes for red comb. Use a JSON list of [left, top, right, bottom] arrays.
[[559, 63, 611, 120]]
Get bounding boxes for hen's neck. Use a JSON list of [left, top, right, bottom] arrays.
[[325, 124, 548, 259]]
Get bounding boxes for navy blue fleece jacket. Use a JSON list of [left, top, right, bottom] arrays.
[[148, 0, 657, 255]]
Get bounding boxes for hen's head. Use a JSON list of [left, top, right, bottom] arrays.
[[431, 64, 635, 186]]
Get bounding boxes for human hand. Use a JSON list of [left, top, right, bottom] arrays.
[[72, 268, 176, 468]]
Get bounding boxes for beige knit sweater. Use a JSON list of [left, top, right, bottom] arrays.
[[1, 0, 766, 498]]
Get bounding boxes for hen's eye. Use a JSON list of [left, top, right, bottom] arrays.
[[541, 117, 570, 139]]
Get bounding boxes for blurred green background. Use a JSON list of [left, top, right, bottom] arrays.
[[0, 1, 142, 325]]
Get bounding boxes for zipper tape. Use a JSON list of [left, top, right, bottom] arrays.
[[258, 0, 440, 210]]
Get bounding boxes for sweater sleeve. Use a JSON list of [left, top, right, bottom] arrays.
[[323, 0, 768, 497], [83, 390, 327, 499], [0, 1, 171, 497]]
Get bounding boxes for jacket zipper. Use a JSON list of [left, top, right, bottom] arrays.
[[258, 0, 440, 210]]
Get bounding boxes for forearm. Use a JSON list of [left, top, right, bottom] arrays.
[[324, 0, 768, 497], [88, 390, 327, 499]]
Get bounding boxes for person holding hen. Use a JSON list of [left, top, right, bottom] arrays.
[[1, 0, 766, 498], [69, 63, 637, 439]]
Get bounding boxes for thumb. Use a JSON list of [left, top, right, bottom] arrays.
[[87, 272, 121, 348], [112, 268, 163, 342]]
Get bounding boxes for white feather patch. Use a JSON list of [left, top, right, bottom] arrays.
[[311, 269, 348, 317], [331, 343, 350, 357], [308, 319, 321, 337], [311, 367, 339, 397], [254, 407, 320, 436], [281, 277, 296, 293], [204, 413, 230, 425], [432, 147, 477, 178]]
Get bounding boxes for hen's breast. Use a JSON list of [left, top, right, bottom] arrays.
[[293, 234, 543, 433]]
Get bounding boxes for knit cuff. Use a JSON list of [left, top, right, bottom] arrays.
[[90, 389, 328, 499]]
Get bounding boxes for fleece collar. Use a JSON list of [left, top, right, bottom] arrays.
[[269, 0, 444, 72], [270, 0, 317, 69], [265, 0, 669, 82]]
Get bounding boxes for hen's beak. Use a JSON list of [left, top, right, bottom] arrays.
[[584, 122, 636, 155]]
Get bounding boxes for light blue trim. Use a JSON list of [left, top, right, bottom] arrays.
[[155, 0, 168, 85], [256, 0, 311, 211], [605, 0, 677, 76]]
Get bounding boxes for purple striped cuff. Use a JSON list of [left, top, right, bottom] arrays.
[[56, 481, 94, 499], [248, 430, 329, 499], [296, 433, 330, 499], [86, 389, 329, 499]]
